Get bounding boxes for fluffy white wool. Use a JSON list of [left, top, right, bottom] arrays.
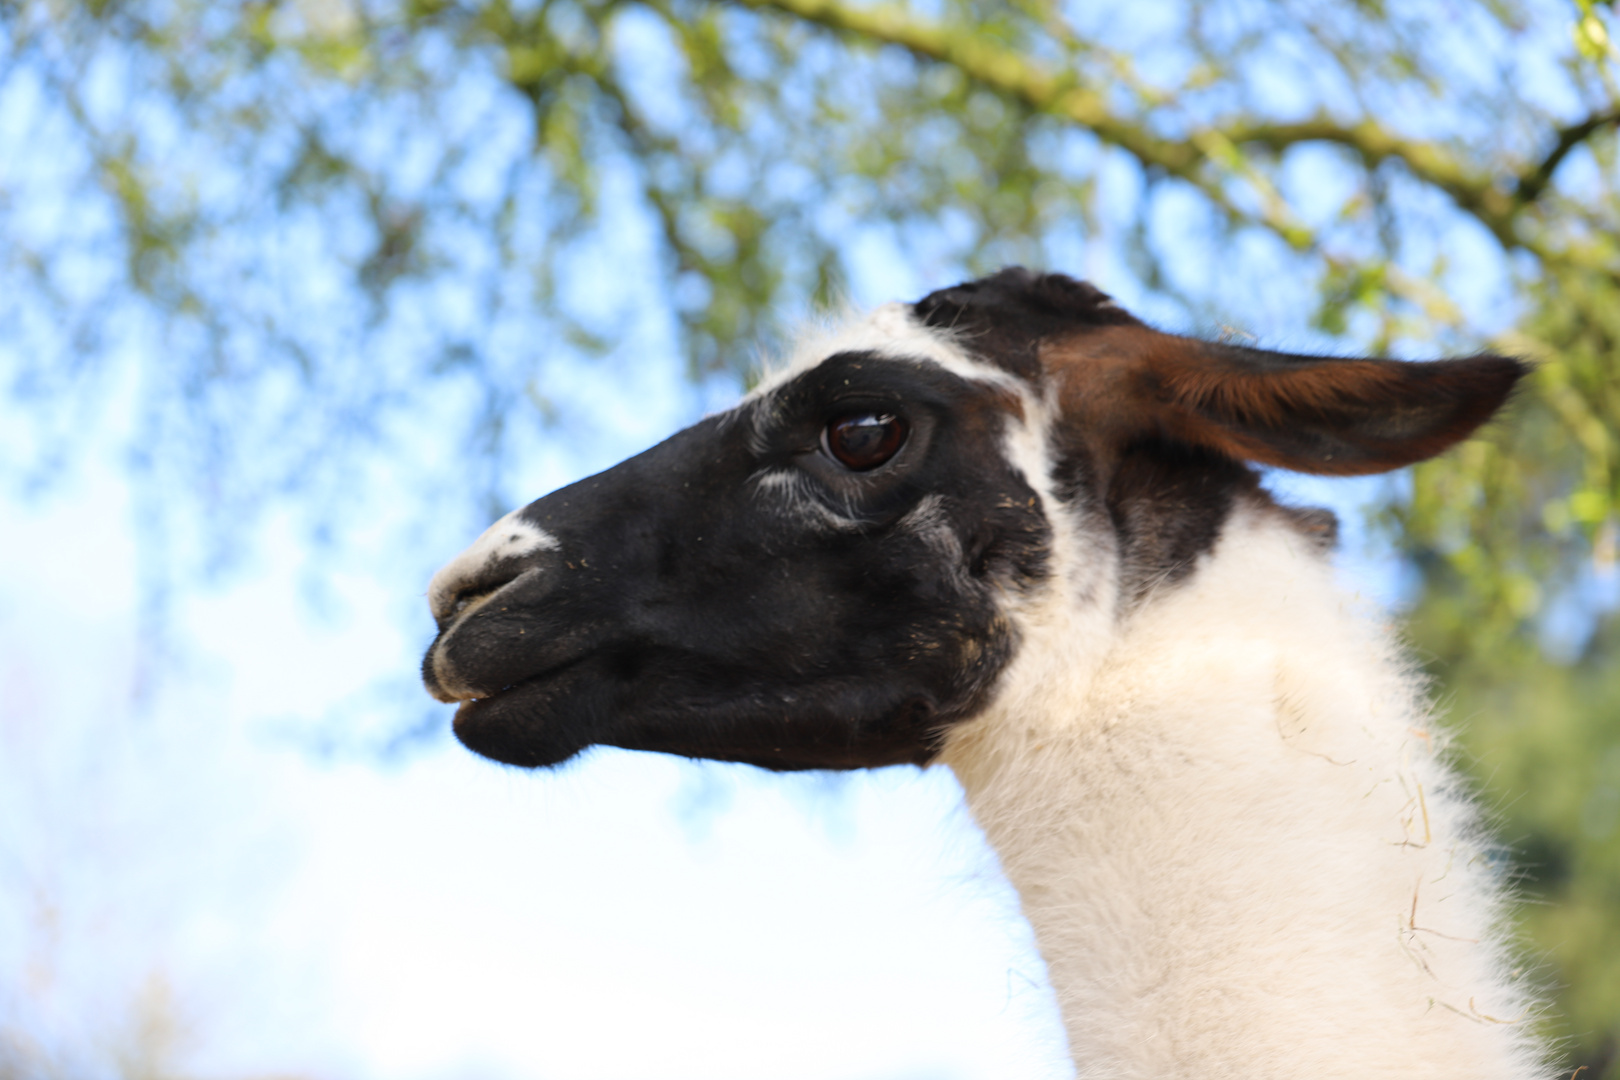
[[944, 505, 1549, 1079]]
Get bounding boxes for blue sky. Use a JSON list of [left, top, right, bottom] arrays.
[[0, 313, 1082, 1079]]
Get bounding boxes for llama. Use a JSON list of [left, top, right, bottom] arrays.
[[422, 269, 1548, 1078]]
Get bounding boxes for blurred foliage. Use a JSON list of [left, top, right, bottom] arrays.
[[2, 0, 1619, 1073], [1428, 624, 1620, 1076], [2, 971, 193, 1080]]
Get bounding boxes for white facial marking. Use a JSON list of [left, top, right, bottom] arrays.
[[745, 302, 1025, 402], [749, 468, 798, 494], [749, 466, 865, 532], [428, 509, 560, 624], [896, 493, 972, 586]]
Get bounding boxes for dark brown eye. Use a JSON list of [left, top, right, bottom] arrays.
[[822, 413, 909, 471]]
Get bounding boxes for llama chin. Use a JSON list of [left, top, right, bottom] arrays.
[[422, 268, 1549, 1079]]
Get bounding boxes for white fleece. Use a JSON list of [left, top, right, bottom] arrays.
[[943, 507, 1548, 1079]]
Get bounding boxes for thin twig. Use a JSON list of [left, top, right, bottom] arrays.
[[1516, 108, 1620, 204]]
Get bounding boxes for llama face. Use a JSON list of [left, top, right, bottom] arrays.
[[422, 339, 1057, 771], [423, 269, 1524, 772]]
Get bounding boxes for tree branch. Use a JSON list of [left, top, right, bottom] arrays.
[[727, 0, 1525, 246], [1515, 107, 1620, 205], [727, 0, 1200, 171], [1221, 116, 1516, 246]]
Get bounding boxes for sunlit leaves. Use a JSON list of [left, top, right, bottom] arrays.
[[1400, 256, 1620, 663]]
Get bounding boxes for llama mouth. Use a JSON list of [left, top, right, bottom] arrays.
[[450, 675, 553, 735], [453, 693, 495, 715], [449, 654, 593, 725], [428, 617, 595, 706], [452, 675, 544, 716]]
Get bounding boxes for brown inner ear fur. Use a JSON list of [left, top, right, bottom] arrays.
[[1043, 325, 1527, 478]]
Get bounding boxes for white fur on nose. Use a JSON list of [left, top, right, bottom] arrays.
[[428, 509, 560, 623]]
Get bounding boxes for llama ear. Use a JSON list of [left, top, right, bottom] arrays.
[[1141, 341, 1529, 476]]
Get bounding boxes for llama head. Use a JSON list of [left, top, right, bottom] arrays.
[[421, 269, 1523, 771]]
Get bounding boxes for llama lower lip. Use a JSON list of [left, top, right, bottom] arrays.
[[449, 663, 601, 768], [451, 676, 551, 736]]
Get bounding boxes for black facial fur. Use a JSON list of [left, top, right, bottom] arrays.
[[423, 353, 1050, 771]]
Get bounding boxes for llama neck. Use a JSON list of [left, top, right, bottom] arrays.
[[941, 508, 1544, 1080]]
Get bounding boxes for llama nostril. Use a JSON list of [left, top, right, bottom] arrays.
[[432, 591, 479, 633], [451, 589, 488, 617], [435, 572, 522, 631]]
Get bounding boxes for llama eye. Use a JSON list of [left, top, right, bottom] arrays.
[[823, 413, 908, 471]]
